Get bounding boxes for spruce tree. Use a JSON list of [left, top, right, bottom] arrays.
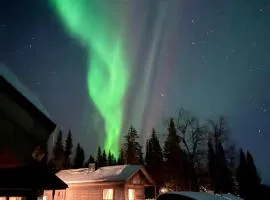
[[117, 148, 124, 165], [64, 129, 73, 169], [85, 154, 95, 167], [145, 129, 164, 188], [208, 139, 216, 191], [51, 130, 65, 171], [101, 150, 107, 167], [123, 125, 143, 164], [73, 143, 85, 169], [163, 119, 183, 189], [246, 151, 261, 199], [217, 142, 234, 193], [236, 149, 247, 198], [107, 150, 114, 166], [96, 146, 103, 168]]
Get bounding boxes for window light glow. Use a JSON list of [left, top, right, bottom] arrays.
[[128, 189, 135, 200], [103, 189, 114, 200]]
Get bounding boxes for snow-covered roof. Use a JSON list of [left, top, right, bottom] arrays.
[[57, 165, 154, 184], [0, 65, 52, 120]]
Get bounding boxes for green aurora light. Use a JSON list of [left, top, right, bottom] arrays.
[[49, 0, 129, 156]]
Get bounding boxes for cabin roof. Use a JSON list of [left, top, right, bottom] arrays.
[[0, 65, 52, 120], [0, 65, 55, 133], [57, 165, 155, 185]]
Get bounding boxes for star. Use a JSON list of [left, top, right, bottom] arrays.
[[191, 41, 196, 45], [161, 93, 164, 97]]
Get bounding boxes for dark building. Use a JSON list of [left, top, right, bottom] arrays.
[[0, 67, 55, 167], [0, 66, 67, 199]]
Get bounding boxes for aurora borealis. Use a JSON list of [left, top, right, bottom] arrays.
[[49, 0, 129, 155], [1, 0, 270, 182]]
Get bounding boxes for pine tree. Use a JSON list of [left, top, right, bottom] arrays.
[[96, 146, 103, 168], [101, 150, 107, 167], [85, 154, 95, 167], [107, 150, 116, 166], [111, 154, 117, 165], [73, 143, 85, 169], [236, 150, 261, 199], [236, 149, 247, 198], [246, 151, 261, 199], [208, 138, 216, 191], [64, 129, 73, 169], [123, 125, 143, 164], [217, 142, 234, 193], [117, 148, 124, 165], [145, 129, 164, 188], [163, 119, 184, 189], [50, 130, 65, 171]]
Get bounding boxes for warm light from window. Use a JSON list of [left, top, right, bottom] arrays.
[[128, 189, 135, 200], [160, 187, 168, 194], [103, 189, 114, 200]]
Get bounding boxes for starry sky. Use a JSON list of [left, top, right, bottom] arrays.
[[1, 0, 269, 183]]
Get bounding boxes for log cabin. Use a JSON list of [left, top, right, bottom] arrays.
[[44, 164, 156, 200]]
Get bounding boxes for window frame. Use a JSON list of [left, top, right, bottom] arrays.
[[102, 188, 114, 200], [128, 188, 136, 200]]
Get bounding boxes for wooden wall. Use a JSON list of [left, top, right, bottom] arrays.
[[44, 183, 125, 200]]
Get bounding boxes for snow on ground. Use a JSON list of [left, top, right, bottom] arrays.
[[0, 65, 52, 120], [162, 192, 243, 200]]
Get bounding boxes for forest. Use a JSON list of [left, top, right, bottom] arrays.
[[48, 108, 269, 200]]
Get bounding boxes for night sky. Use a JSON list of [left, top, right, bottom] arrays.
[[1, 0, 269, 183]]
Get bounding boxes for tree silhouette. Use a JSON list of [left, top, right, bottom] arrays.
[[236, 149, 248, 198], [123, 125, 143, 164], [246, 151, 261, 199], [117, 148, 124, 165], [73, 143, 85, 169], [163, 118, 185, 189], [208, 138, 216, 190], [96, 146, 102, 168], [175, 108, 207, 190], [64, 129, 73, 169], [101, 149, 107, 167], [145, 129, 164, 189], [216, 142, 234, 193], [107, 150, 117, 166], [85, 154, 95, 167], [50, 130, 65, 171]]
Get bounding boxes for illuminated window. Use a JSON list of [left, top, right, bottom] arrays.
[[103, 189, 114, 200], [128, 189, 135, 200]]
